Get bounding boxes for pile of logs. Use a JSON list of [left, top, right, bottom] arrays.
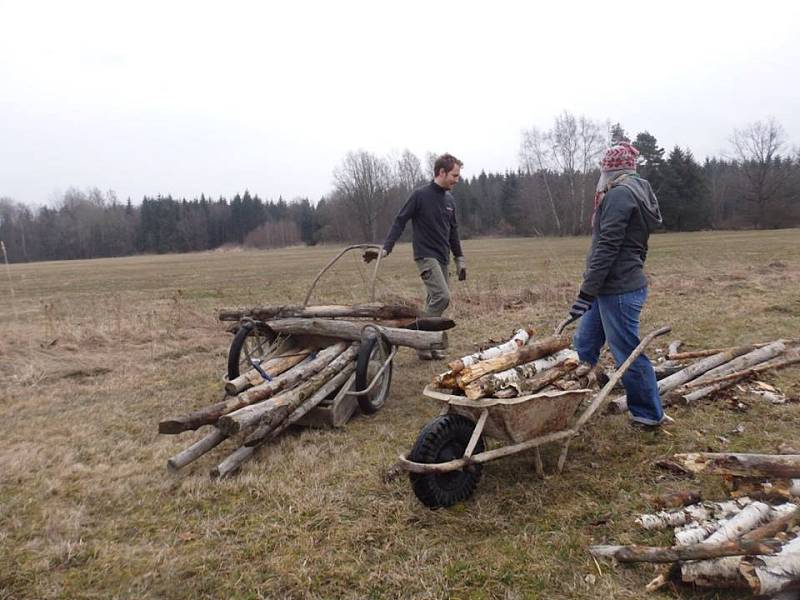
[[431, 327, 589, 401], [610, 338, 800, 413], [590, 452, 800, 596], [158, 303, 452, 478]]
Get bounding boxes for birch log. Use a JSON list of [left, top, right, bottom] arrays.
[[609, 343, 759, 413], [218, 344, 356, 435], [673, 453, 800, 479], [241, 345, 359, 444], [589, 538, 780, 563], [225, 347, 313, 394], [463, 353, 578, 400], [218, 302, 420, 321], [636, 498, 749, 531], [265, 318, 446, 351], [447, 328, 534, 372], [158, 343, 345, 434], [455, 335, 572, 387], [740, 535, 800, 596], [690, 341, 786, 386]]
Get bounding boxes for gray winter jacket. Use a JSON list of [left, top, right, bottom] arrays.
[[580, 175, 663, 297]]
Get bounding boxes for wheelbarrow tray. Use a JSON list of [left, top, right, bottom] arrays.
[[422, 385, 592, 444]]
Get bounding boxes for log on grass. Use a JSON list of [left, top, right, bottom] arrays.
[[241, 345, 360, 444], [645, 489, 703, 510], [167, 428, 227, 472], [589, 537, 781, 563], [218, 344, 357, 436], [265, 318, 446, 351], [609, 342, 761, 413], [740, 535, 800, 596], [463, 352, 578, 400], [674, 453, 800, 479], [158, 343, 345, 434], [668, 349, 800, 405], [455, 335, 571, 387], [218, 303, 421, 322], [210, 445, 255, 479], [225, 347, 314, 395], [690, 341, 787, 386], [636, 498, 750, 531], [447, 327, 534, 372]]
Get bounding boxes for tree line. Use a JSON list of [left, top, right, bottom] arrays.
[[1, 115, 798, 263]]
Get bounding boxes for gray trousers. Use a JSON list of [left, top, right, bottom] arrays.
[[415, 257, 450, 317]]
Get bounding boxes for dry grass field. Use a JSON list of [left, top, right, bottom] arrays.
[[1, 230, 799, 600]]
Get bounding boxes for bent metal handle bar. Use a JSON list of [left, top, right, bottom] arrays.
[[303, 243, 384, 308]]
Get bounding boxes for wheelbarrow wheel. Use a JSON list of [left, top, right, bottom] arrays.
[[354, 334, 393, 414], [227, 321, 277, 380], [409, 414, 485, 509]]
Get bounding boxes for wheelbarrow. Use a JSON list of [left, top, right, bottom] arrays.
[[225, 244, 396, 420], [397, 324, 671, 508]]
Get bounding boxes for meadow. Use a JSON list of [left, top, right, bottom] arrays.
[[1, 230, 799, 599]]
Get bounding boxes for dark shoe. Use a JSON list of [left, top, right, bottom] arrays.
[[629, 420, 661, 432], [417, 349, 435, 361], [431, 349, 447, 360]]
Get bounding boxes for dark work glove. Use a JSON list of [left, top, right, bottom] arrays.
[[363, 248, 387, 263], [455, 256, 467, 281], [568, 291, 595, 320]]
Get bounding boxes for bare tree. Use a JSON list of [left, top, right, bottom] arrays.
[[520, 126, 562, 235], [393, 149, 425, 193], [729, 118, 788, 228], [332, 150, 392, 241]]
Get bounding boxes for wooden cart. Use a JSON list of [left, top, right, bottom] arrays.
[[225, 244, 397, 426], [397, 325, 670, 508]]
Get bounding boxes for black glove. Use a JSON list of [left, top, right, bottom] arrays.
[[363, 248, 387, 263], [455, 256, 466, 281], [568, 291, 595, 320]]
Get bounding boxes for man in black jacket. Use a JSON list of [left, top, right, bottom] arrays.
[[366, 153, 466, 359], [565, 142, 666, 427]]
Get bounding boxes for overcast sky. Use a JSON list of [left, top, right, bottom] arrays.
[[1, 0, 799, 207]]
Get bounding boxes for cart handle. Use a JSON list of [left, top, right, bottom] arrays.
[[303, 244, 384, 307]]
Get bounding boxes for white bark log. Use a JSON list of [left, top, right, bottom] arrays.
[[637, 498, 751, 531], [447, 327, 533, 372], [691, 341, 786, 385], [740, 535, 800, 595], [463, 350, 578, 400], [704, 501, 775, 544]]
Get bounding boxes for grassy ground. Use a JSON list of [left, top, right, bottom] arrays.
[[1, 230, 798, 600]]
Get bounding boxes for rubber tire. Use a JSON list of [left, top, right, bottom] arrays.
[[408, 414, 485, 509], [354, 334, 393, 414], [226, 322, 276, 380]]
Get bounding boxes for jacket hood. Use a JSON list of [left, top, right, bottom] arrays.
[[614, 175, 663, 232]]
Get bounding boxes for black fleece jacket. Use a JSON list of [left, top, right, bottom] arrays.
[[382, 181, 463, 265]]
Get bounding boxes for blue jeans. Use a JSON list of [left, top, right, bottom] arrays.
[[573, 287, 664, 425]]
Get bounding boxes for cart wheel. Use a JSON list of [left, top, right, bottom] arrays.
[[227, 321, 278, 380], [354, 334, 393, 414], [408, 414, 485, 509]]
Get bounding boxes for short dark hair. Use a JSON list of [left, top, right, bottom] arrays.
[[434, 153, 463, 177]]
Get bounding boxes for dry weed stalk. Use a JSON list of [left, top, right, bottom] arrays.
[[1, 240, 19, 320]]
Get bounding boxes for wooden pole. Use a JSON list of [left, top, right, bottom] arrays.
[[218, 302, 421, 321], [673, 453, 800, 479], [167, 428, 227, 472], [589, 538, 780, 563]]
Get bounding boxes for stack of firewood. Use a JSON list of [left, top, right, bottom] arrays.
[[590, 452, 800, 596], [158, 303, 452, 478], [610, 338, 800, 413], [432, 327, 590, 400]]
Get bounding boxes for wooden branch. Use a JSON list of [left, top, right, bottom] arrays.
[[667, 340, 683, 356], [218, 302, 420, 322], [742, 504, 800, 541], [668, 339, 794, 361], [589, 537, 780, 563], [463, 354, 578, 401], [225, 347, 313, 395], [210, 446, 255, 478], [455, 335, 572, 387], [218, 343, 355, 435], [158, 343, 345, 434], [645, 489, 702, 510], [242, 346, 359, 444], [673, 453, 800, 479], [167, 428, 227, 472], [263, 367, 356, 440], [265, 318, 446, 350], [378, 317, 456, 331], [609, 342, 758, 412], [448, 327, 533, 372]]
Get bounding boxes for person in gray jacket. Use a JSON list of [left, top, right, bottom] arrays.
[[365, 153, 466, 359], [565, 142, 666, 428]]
